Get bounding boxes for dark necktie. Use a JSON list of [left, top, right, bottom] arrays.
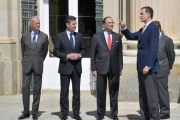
[[32, 33, 36, 49], [70, 33, 74, 49]]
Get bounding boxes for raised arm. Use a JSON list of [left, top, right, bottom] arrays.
[[117, 19, 139, 40]]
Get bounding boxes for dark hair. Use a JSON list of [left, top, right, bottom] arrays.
[[102, 16, 112, 24], [141, 6, 154, 19], [64, 15, 76, 24], [153, 21, 161, 30], [153, 21, 164, 34]]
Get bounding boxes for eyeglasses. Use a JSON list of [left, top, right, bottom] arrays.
[[106, 22, 115, 24]]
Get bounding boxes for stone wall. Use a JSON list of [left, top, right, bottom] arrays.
[[119, 63, 180, 103], [0, 0, 22, 95], [0, 61, 4, 95], [103, 0, 119, 33]]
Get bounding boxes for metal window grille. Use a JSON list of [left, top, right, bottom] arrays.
[[95, 0, 103, 33], [22, 0, 37, 34], [91, 0, 103, 97]]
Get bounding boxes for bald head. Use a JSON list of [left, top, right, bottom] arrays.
[[30, 16, 39, 24], [30, 16, 40, 32]]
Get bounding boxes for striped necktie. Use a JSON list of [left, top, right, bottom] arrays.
[[32, 32, 36, 49]]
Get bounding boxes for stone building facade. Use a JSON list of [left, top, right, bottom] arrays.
[[0, 0, 22, 95], [0, 0, 180, 102]]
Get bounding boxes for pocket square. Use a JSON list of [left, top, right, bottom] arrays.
[[116, 41, 118, 42]]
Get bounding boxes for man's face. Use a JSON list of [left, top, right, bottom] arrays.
[[139, 8, 150, 23], [66, 20, 77, 32], [103, 18, 114, 32], [30, 18, 40, 32]]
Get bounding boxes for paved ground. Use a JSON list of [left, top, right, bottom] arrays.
[[0, 90, 179, 120]]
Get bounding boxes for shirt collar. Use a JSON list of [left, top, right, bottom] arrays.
[[144, 21, 152, 27], [159, 32, 162, 38], [66, 29, 74, 35], [31, 30, 39, 35], [104, 29, 112, 34]]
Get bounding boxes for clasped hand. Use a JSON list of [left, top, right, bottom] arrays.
[[67, 53, 80, 60]]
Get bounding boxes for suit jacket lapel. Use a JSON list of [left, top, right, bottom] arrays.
[[139, 22, 153, 42], [34, 31, 43, 49], [100, 31, 109, 50], [62, 31, 74, 50], [27, 32, 34, 49], [159, 34, 164, 45], [74, 32, 78, 50], [110, 31, 116, 51]]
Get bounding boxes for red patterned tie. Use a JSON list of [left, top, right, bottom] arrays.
[[108, 32, 111, 50]]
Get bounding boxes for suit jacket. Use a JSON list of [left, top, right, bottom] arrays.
[[91, 31, 123, 74], [157, 34, 175, 78], [21, 31, 49, 74], [121, 22, 160, 73], [53, 31, 86, 74]]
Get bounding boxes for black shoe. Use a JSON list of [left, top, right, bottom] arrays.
[[160, 113, 170, 119], [113, 116, 119, 120], [74, 115, 82, 120], [97, 116, 104, 120], [18, 114, 30, 119], [32, 114, 38, 120], [61, 115, 67, 120]]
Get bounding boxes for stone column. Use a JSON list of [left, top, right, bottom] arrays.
[[128, 0, 179, 38], [177, 0, 180, 38], [103, 0, 119, 33], [124, 0, 180, 56], [0, 0, 22, 95]]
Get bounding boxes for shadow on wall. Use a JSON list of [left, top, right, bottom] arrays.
[[178, 88, 180, 103], [176, 72, 180, 103], [0, 53, 3, 61], [0, 53, 3, 95], [89, 62, 97, 98], [43, 0, 48, 4]]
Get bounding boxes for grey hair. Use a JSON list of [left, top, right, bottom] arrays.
[[29, 16, 40, 24]]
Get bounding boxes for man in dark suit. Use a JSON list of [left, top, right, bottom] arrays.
[[117, 6, 160, 120], [154, 21, 175, 119], [91, 16, 123, 120], [53, 16, 86, 120], [18, 16, 49, 120]]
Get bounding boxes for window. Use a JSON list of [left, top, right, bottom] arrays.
[[49, 0, 96, 58], [78, 1, 96, 57], [21, 0, 37, 33], [49, 0, 68, 56]]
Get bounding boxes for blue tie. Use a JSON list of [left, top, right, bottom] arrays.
[[32, 32, 36, 49], [70, 33, 74, 49]]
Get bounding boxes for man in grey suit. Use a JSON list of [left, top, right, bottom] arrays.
[[91, 16, 123, 120], [154, 21, 175, 119], [18, 16, 49, 120]]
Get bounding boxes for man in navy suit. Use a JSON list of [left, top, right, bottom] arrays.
[[53, 16, 86, 120], [117, 6, 160, 120]]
